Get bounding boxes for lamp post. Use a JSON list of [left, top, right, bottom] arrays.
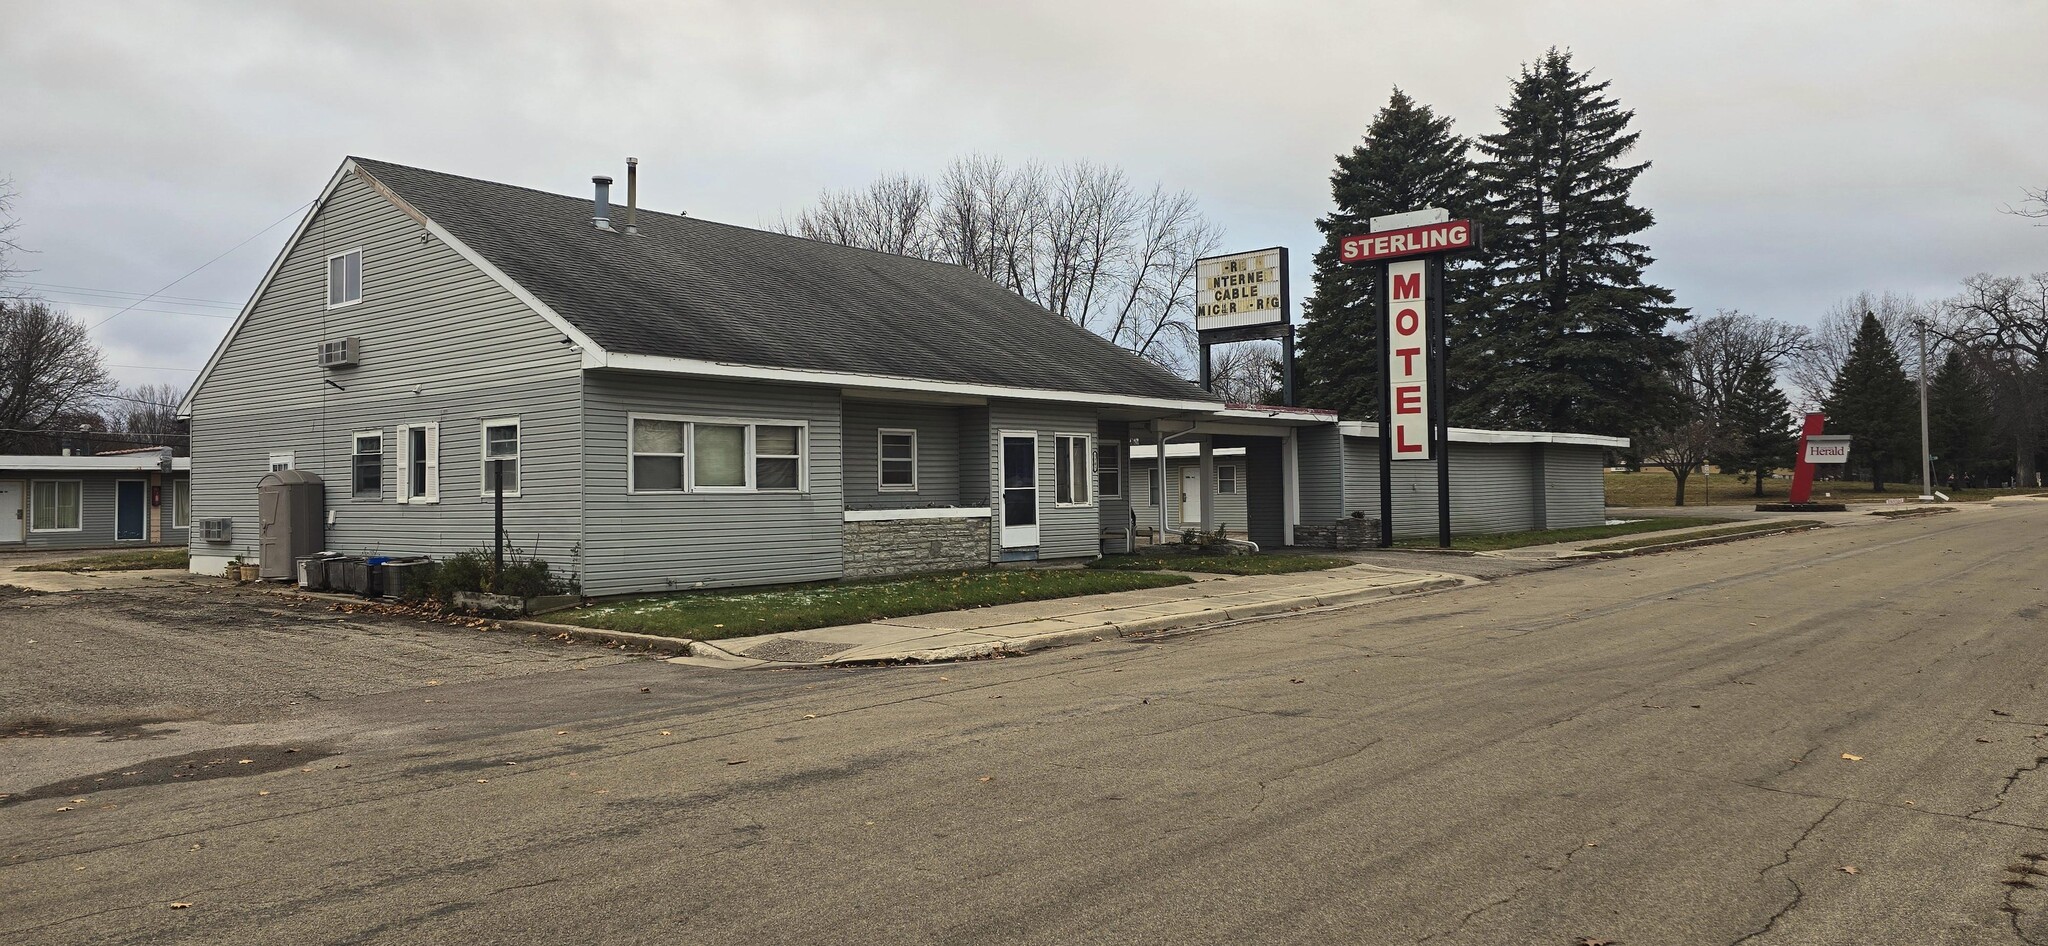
[[1916, 317, 1934, 501]]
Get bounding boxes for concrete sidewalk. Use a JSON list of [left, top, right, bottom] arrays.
[[668, 563, 1466, 669]]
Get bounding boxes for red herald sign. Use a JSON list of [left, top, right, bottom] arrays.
[[1385, 259, 1431, 460], [1340, 220, 1477, 263]]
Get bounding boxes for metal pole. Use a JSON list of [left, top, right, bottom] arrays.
[[493, 459, 505, 574], [1281, 328, 1297, 408], [1917, 318, 1934, 500], [1377, 262, 1394, 548], [1199, 340, 1213, 393], [1429, 255, 1450, 548]]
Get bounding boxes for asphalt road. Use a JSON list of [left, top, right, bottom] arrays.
[[5, 502, 2047, 945]]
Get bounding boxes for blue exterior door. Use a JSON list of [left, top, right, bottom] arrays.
[[116, 480, 146, 541]]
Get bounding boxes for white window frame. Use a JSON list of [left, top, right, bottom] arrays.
[[352, 430, 383, 500], [877, 428, 918, 492], [480, 418, 521, 498], [28, 479, 83, 533], [172, 479, 190, 530], [625, 413, 810, 495], [1096, 442, 1123, 500], [627, 414, 689, 494], [326, 247, 363, 309], [1217, 463, 1238, 495], [1053, 433, 1093, 507], [396, 423, 441, 505]]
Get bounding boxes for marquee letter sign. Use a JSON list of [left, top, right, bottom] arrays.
[[1385, 259, 1431, 459]]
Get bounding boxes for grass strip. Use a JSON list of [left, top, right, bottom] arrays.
[[554, 568, 1193, 641], [1581, 519, 1824, 552], [1394, 516, 1733, 552], [1086, 553, 1353, 575], [16, 548, 189, 572]]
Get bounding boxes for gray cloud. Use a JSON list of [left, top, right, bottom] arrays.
[[3, 0, 2042, 395]]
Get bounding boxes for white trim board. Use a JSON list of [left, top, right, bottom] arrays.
[[1337, 421, 1631, 449]]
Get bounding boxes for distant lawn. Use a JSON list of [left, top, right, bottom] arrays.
[[1395, 516, 1734, 552], [1087, 552, 1353, 575], [1605, 470, 2045, 508], [16, 548, 188, 572], [553, 568, 1193, 641], [1582, 519, 1825, 553]]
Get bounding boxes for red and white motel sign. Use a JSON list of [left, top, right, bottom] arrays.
[[1384, 258, 1431, 458]]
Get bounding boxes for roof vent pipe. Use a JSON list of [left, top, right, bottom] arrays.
[[625, 158, 639, 235], [591, 175, 613, 230]]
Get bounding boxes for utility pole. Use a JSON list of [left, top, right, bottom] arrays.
[[1916, 318, 1934, 501]]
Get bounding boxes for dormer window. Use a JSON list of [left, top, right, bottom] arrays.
[[327, 248, 362, 308]]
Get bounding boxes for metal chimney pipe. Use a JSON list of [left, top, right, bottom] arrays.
[[625, 158, 639, 235], [591, 175, 613, 230]]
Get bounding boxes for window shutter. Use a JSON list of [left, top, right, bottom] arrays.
[[394, 428, 412, 504], [424, 423, 441, 503]]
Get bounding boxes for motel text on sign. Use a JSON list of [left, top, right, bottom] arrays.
[[1385, 259, 1431, 459]]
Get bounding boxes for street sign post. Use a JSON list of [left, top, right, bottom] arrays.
[[1340, 210, 1480, 548]]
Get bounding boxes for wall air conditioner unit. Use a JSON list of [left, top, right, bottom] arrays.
[[318, 337, 361, 368], [199, 518, 233, 543]]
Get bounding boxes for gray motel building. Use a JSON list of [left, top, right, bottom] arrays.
[[181, 158, 1620, 596]]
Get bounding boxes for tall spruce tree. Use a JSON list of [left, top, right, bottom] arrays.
[[1717, 358, 1797, 496], [1822, 312, 1917, 490], [1297, 89, 1475, 419], [1928, 346, 1995, 487], [1461, 49, 1686, 435]]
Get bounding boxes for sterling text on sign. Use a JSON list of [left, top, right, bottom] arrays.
[[1385, 259, 1431, 459], [1340, 220, 1477, 264]]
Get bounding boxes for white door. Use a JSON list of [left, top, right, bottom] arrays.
[[999, 433, 1039, 548], [0, 481, 21, 543], [1180, 466, 1204, 525]]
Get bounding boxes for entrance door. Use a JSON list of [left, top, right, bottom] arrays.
[[1180, 466, 1204, 525], [116, 480, 147, 541], [999, 433, 1039, 548], [0, 481, 20, 543]]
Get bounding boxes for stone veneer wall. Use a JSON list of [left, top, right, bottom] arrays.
[[842, 516, 993, 579], [1292, 516, 1380, 550]]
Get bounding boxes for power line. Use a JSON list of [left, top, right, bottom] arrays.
[[85, 198, 314, 332], [107, 363, 200, 372], [15, 282, 243, 308]]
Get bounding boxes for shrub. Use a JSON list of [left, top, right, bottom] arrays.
[[416, 546, 577, 604]]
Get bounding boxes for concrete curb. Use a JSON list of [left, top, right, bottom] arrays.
[[496, 618, 698, 656], [1583, 522, 1827, 558]]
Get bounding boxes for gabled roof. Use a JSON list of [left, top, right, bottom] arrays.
[[347, 158, 1219, 408]]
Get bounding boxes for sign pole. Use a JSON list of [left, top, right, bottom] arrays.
[[1916, 318, 1934, 500], [1428, 255, 1450, 548], [1198, 339, 1213, 392], [1377, 261, 1395, 548]]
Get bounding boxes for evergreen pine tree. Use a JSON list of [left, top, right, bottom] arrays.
[[1928, 346, 1995, 487], [1461, 49, 1686, 435], [1821, 312, 1917, 490], [1297, 89, 1475, 419], [1716, 358, 1797, 496]]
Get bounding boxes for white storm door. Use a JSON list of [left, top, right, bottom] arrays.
[[1180, 466, 1204, 525], [999, 433, 1039, 548], [0, 481, 21, 543]]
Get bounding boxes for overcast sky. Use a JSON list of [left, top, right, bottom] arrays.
[[3, 0, 2043, 396]]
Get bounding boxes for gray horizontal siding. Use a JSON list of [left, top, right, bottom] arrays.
[[1544, 445, 1607, 528], [842, 401, 963, 509], [1297, 425, 1346, 523], [4, 472, 188, 550], [186, 171, 586, 573], [582, 373, 843, 595], [1131, 457, 1250, 532], [958, 408, 991, 507], [1097, 421, 1132, 540], [987, 400, 1101, 561], [1343, 436, 1598, 537]]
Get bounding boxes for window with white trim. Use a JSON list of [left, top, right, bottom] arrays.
[[630, 415, 807, 493], [173, 479, 190, 530], [1217, 464, 1237, 494], [878, 429, 917, 491], [327, 248, 362, 308], [397, 423, 440, 503], [1096, 443, 1122, 499], [29, 480, 82, 532], [352, 431, 382, 499], [1054, 434, 1092, 506], [482, 419, 520, 496]]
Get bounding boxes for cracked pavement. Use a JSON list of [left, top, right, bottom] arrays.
[[4, 502, 2048, 944]]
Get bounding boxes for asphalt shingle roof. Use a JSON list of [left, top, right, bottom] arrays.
[[352, 158, 1217, 406]]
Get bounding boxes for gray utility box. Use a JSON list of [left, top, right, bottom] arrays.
[[257, 470, 326, 581], [343, 560, 376, 596], [379, 560, 431, 600], [296, 557, 327, 591]]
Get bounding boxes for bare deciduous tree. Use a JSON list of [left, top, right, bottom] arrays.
[[1940, 272, 2048, 486], [783, 156, 1221, 375], [1677, 310, 1810, 412], [0, 299, 112, 453], [1789, 290, 1928, 409], [1637, 366, 1719, 505], [0, 178, 26, 297], [107, 381, 188, 453], [2005, 186, 2048, 224], [1208, 342, 1282, 405]]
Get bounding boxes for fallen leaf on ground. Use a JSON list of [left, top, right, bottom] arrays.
[[978, 776, 994, 782], [1839, 865, 1860, 874], [257, 790, 271, 796], [802, 714, 817, 719], [1994, 709, 2015, 717], [726, 759, 747, 765], [1576, 938, 1616, 946], [1979, 737, 1994, 743], [639, 687, 652, 694], [475, 779, 488, 783], [169, 902, 191, 909], [55, 806, 74, 812], [658, 730, 672, 736], [1841, 753, 1864, 761], [425, 680, 441, 686], [236, 759, 253, 765]]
